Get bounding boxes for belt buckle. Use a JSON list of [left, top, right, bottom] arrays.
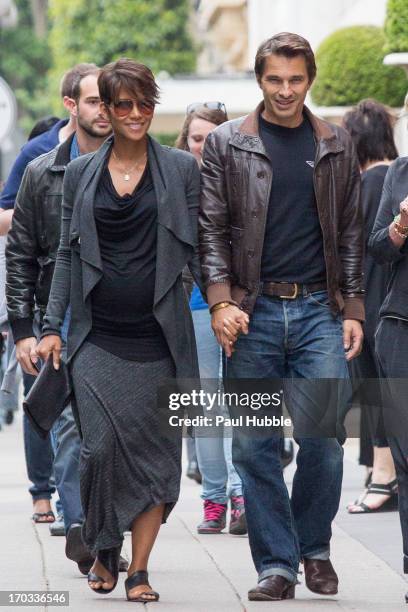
[[280, 283, 298, 299]]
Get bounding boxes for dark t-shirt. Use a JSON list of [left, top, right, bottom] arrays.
[[87, 160, 170, 361], [259, 113, 326, 283]]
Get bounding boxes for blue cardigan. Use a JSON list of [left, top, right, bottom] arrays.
[[0, 119, 67, 210]]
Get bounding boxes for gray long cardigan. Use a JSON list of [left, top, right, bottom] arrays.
[[42, 136, 203, 380]]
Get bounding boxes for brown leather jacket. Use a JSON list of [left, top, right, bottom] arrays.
[[199, 103, 365, 321]]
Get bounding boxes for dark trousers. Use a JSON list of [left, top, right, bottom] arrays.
[[349, 337, 388, 467], [376, 317, 408, 572], [50, 404, 83, 531], [22, 372, 56, 502], [23, 361, 82, 529]]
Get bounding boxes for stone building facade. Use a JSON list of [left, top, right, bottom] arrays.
[[195, 0, 388, 73]]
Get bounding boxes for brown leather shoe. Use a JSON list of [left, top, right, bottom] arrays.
[[303, 559, 338, 595], [248, 575, 295, 601]]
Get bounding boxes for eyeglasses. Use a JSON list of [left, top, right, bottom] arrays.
[[186, 101, 227, 115], [109, 99, 155, 118]]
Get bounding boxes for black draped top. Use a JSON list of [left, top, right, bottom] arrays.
[[87, 159, 170, 361]]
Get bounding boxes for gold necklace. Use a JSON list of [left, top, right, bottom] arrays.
[[111, 149, 147, 181]]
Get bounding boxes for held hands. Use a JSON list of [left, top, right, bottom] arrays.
[[33, 335, 62, 371], [211, 305, 249, 358], [343, 319, 363, 361], [400, 196, 408, 226]]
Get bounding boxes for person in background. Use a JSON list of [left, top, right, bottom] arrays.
[[0, 85, 77, 233], [176, 102, 246, 535], [27, 116, 60, 141], [369, 128, 408, 604], [0, 115, 61, 430], [342, 99, 398, 514], [0, 65, 86, 530]]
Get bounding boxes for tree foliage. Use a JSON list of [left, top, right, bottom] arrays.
[[0, 0, 51, 132], [311, 26, 407, 107], [384, 0, 408, 53], [48, 0, 196, 110]]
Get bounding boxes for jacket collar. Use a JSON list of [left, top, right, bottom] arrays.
[[73, 134, 195, 302], [74, 137, 112, 276], [75, 134, 194, 246], [231, 101, 344, 156], [49, 132, 76, 171]]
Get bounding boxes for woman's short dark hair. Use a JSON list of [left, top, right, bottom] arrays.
[[175, 106, 228, 151], [255, 32, 317, 83], [342, 99, 398, 168], [98, 58, 160, 108]]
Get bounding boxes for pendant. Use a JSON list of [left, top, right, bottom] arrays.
[[124, 174, 130, 181]]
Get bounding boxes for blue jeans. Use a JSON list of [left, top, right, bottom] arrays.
[[49, 343, 83, 532], [24, 335, 82, 530], [50, 404, 83, 532], [192, 309, 242, 504], [23, 372, 56, 503], [225, 291, 348, 583]]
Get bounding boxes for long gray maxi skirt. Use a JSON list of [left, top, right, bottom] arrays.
[[71, 341, 180, 555]]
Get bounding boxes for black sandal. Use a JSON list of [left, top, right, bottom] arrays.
[[32, 510, 55, 523], [125, 570, 160, 603], [348, 478, 398, 514], [87, 547, 120, 595], [347, 472, 373, 509]]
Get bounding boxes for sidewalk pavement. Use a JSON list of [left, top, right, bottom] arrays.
[[0, 414, 406, 612]]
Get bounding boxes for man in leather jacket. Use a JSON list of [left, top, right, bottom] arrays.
[[199, 33, 364, 602], [0, 65, 81, 530], [5, 67, 114, 573]]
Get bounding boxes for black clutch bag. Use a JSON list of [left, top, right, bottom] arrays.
[[23, 355, 72, 439]]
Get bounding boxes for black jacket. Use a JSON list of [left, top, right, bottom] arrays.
[[368, 157, 408, 321], [6, 134, 74, 341], [41, 136, 204, 379]]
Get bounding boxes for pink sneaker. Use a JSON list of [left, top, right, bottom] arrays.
[[229, 495, 247, 535], [197, 500, 227, 534]]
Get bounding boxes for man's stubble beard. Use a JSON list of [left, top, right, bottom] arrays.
[[77, 116, 111, 140]]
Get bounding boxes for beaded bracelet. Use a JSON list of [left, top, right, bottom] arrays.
[[394, 214, 408, 231], [393, 223, 408, 239]]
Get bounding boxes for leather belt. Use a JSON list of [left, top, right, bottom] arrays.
[[260, 281, 327, 300]]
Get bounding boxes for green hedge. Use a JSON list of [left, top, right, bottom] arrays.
[[385, 0, 408, 53], [151, 132, 178, 147], [311, 25, 407, 107]]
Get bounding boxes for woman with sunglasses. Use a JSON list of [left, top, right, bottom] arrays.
[[35, 58, 203, 603], [176, 103, 247, 536]]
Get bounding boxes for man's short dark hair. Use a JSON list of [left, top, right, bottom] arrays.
[[98, 58, 160, 109], [342, 99, 398, 168], [255, 32, 317, 83], [60, 63, 99, 99], [28, 116, 60, 140]]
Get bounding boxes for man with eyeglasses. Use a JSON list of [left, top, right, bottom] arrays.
[[199, 32, 364, 601], [6, 65, 128, 575]]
